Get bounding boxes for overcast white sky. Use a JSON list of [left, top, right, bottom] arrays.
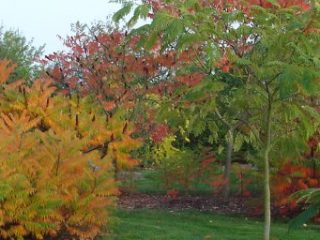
[[0, 0, 121, 54]]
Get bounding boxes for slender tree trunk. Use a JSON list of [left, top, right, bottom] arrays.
[[263, 101, 272, 240], [223, 129, 234, 200], [112, 157, 119, 179]]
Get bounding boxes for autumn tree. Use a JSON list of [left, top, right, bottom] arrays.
[[42, 22, 195, 177], [43, 22, 179, 118], [114, 0, 256, 200]]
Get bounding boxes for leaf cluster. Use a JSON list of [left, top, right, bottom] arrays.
[[0, 60, 141, 239]]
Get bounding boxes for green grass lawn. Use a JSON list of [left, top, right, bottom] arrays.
[[104, 209, 319, 240]]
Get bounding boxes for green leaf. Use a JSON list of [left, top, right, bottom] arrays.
[[177, 33, 201, 50], [127, 4, 151, 28], [165, 19, 184, 43], [192, 119, 206, 136], [144, 32, 158, 50], [185, 80, 224, 101], [112, 2, 134, 23], [301, 68, 319, 95], [278, 66, 298, 99], [289, 205, 320, 230], [184, 0, 198, 9], [217, 145, 224, 155], [234, 134, 244, 152], [236, 57, 253, 66], [151, 11, 174, 31]]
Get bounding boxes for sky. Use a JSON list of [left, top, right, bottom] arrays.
[[0, 0, 122, 54]]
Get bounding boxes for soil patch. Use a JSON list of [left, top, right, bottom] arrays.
[[118, 192, 261, 216]]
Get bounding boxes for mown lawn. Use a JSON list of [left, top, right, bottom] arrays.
[[104, 209, 319, 240]]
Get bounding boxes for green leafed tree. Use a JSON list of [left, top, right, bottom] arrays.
[[0, 27, 44, 82], [236, 4, 320, 239], [114, 1, 320, 240]]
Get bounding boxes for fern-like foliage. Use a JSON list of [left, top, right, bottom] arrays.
[[0, 61, 141, 239], [289, 188, 320, 230]]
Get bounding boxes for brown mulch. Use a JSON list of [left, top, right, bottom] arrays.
[[118, 192, 262, 216]]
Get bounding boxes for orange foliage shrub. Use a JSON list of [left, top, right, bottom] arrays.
[[0, 60, 140, 239]]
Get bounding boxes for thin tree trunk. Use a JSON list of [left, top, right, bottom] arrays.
[[223, 129, 233, 200], [263, 101, 272, 240]]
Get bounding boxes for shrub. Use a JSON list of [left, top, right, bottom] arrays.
[[0, 118, 117, 239], [152, 135, 206, 192], [0, 60, 140, 239]]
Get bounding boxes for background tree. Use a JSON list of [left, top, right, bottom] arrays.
[[113, 0, 256, 201], [0, 27, 44, 82]]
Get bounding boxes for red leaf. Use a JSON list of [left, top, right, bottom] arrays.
[[176, 73, 204, 87], [151, 123, 169, 143], [104, 101, 116, 111]]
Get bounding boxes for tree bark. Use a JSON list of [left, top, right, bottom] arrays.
[[223, 129, 234, 200], [263, 101, 272, 240]]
